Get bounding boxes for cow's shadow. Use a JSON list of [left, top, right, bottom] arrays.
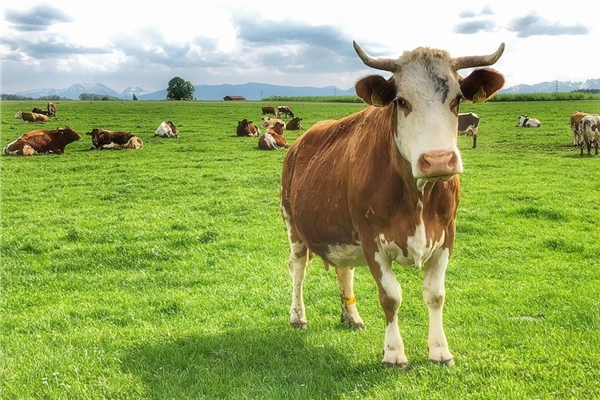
[[122, 326, 394, 399]]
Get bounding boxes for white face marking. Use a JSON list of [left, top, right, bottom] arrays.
[[391, 60, 463, 180]]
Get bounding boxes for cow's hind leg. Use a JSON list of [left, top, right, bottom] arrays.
[[422, 248, 453, 365], [335, 267, 364, 329]]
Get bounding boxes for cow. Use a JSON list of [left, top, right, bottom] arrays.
[[517, 115, 541, 127], [578, 113, 600, 156], [86, 128, 141, 150], [15, 111, 49, 123], [236, 119, 261, 137], [570, 112, 589, 146], [286, 117, 304, 131], [31, 102, 57, 116], [3, 126, 80, 155], [277, 106, 295, 118], [262, 117, 286, 129], [280, 41, 505, 367], [258, 122, 288, 150], [457, 112, 480, 148], [155, 121, 179, 138], [262, 106, 277, 116]]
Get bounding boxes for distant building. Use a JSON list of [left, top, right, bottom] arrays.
[[223, 95, 246, 101]]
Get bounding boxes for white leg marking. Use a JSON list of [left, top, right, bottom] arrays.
[[289, 241, 308, 328], [423, 247, 453, 364], [335, 267, 364, 328], [374, 251, 408, 366]]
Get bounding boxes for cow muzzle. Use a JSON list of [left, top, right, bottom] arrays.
[[417, 150, 462, 179]]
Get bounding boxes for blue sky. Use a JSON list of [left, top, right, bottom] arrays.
[[1, 0, 595, 93]]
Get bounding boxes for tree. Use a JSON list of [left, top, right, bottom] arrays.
[[132, 93, 138, 101], [166, 77, 195, 100]]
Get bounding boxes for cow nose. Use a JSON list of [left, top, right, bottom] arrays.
[[417, 151, 460, 177]]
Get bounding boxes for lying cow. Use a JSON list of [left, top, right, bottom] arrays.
[[286, 117, 304, 131], [261, 106, 277, 116], [3, 126, 80, 155], [258, 122, 288, 150], [458, 112, 480, 148], [31, 102, 57, 117], [277, 105, 295, 118], [15, 111, 49, 123], [236, 119, 261, 137], [86, 128, 142, 150], [578, 113, 600, 156], [517, 115, 541, 127], [262, 117, 286, 129], [155, 121, 179, 138]]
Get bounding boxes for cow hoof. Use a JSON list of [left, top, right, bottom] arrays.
[[340, 315, 365, 329], [382, 361, 411, 370], [290, 321, 307, 330], [431, 358, 454, 366], [382, 350, 409, 367], [429, 347, 454, 366]]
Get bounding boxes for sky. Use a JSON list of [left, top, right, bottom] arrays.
[[0, 0, 596, 94]]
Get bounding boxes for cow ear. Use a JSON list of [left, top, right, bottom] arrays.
[[355, 75, 397, 106], [460, 68, 505, 103]]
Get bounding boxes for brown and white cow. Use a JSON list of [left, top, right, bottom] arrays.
[[258, 122, 288, 150], [15, 111, 49, 123], [458, 112, 480, 148], [277, 105, 295, 118], [31, 102, 57, 117], [236, 119, 261, 137], [3, 126, 80, 155], [262, 117, 286, 129], [280, 41, 505, 367], [155, 121, 179, 138], [86, 128, 142, 150], [578, 113, 600, 156], [517, 115, 541, 127], [570, 112, 589, 146], [285, 117, 304, 131]]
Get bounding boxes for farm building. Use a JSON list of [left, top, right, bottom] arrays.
[[223, 95, 246, 101]]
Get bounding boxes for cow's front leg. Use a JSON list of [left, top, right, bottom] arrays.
[[335, 267, 364, 328], [288, 241, 309, 329], [423, 248, 453, 365], [368, 252, 408, 367]]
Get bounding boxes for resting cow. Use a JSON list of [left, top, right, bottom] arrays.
[[155, 121, 179, 138], [258, 122, 288, 150], [262, 117, 286, 129], [285, 117, 304, 131], [457, 112, 480, 148], [236, 119, 261, 137], [86, 128, 143, 150], [15, 111, 49, 123], [31, 102, 57, 116], [517, 115, 541, 127], [280, 40, 505, 367], [578, 114, 600, 156], [3, 126, 80, 155]]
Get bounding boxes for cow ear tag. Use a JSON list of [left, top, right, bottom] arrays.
[[472, 87, 487, 103]]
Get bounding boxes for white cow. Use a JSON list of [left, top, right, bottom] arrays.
[[517, 115, 541, 127], [155, 121, 179, 138]]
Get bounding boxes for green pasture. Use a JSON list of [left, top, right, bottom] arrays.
[[1, 99, 599, 399]]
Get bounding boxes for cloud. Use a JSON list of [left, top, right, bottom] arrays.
[[454, 20, 497, 34], [508, 11, 589, 37], [4, 4, 72, 32]]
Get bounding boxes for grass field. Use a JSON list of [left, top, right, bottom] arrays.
[[1, 98, 600, 399]]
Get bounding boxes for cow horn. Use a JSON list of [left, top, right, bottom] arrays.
[[353, 41, 397, 72], [452, 43, 505, 71]]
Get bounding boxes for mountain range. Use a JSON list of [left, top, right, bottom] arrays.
[[7, 78, 600, 101]]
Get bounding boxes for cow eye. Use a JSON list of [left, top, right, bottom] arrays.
[[450, 95, 462, 115], [394, 97, 412, 115]]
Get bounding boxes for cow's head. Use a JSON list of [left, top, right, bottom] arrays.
[[353, 41, 505, 188], [62, 126, 81, 143]]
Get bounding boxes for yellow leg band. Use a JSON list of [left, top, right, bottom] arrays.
[[343, 296, 356, 306]]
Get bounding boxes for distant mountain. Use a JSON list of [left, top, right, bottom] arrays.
[[9, 78, 600, 100], [138, 82, 355, 100], [500, 78, 600, 94]]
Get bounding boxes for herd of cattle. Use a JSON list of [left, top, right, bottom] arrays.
[[236, 105, 305, 150]]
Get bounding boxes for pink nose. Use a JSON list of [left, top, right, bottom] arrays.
[[418, 150, 460, 177]]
